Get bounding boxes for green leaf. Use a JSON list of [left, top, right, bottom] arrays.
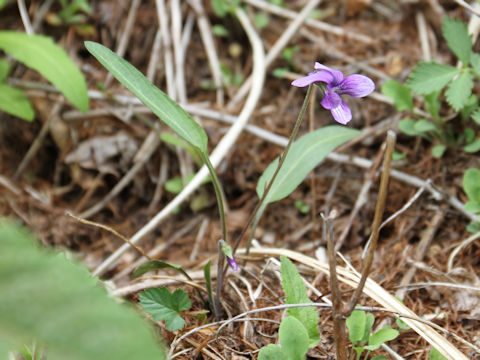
[[85, 41, 208, 153], [429, 347, 448, 360], [0, 222, 166, 360], [371, 356, 388, 360], [364, 328, 399, 351], [280, 256, 320, 348], [463, 168, 480, 203], [424, 91, 441, 119], [381, 79, 413, 111], [257, 126, 359, 204], [164, 174, 195, 194], [406, 62, 459, 94], [470, 52, 480, 75], [139, 287, 191, 331], [414, 119, 437, 133], [431, 144, 446, 158], [466, 221, 480, 233], [258, 344, 286, 360], [0, 58, 10, 82], [398, 118, 421, 136], [395, 317, 411, 330], [442, 17, 472, 65], [471, 109, 480, 125], [463, 138, 480, 153], [445, 71, 474, 111], [361, 313, 375, 344], [203, 260, 214, 311], [254, 13, 270, 29], [132, 259, 193, 281], [160, 132, 203, 165], [294, 199, 310, 214], [0, 83, 35, 121], [346, 310, 367, 344], [279, 317, 310, 360], [461, 95, 478, 121], [212, 24, 229, 37], [464, 200, 480, 213], [210, 0, 227, 17], [0, 32, 88, 112]]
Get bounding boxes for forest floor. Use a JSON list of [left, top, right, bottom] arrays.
[[1, 0, 479, 359]]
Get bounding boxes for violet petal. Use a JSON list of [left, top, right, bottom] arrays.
[[227, 256, 238, 272], [330, 100, 352, 125], [338, 74, 375, 97], [314, 62, 343, 85], [320, 91, 342, 110], [291, 71, 334, 87]]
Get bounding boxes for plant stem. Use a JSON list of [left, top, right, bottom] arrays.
[[215, 240, 226, 320], [345, 130, 396, 315], [231, 84, 314, 256], [201, 153, 228, 244], [324, 212, 348, 360]]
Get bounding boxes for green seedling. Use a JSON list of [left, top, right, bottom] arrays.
[[0, 32, 88, 121], [139, 287, 191, 331], [210, 0, 241, 18], [462, 168, 480, 232], [429, 347, 448, 360], [382, 17, 480, 158], [346, 310, 399, 359]]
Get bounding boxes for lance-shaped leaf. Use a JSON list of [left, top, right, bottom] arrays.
[[0, 31, 88, 112], [0, 83, 34, 121], [0, 222, 166, 360], [132, 259, 193, 281], [257, 126, 359, 204], [85, 41, 208, 153]]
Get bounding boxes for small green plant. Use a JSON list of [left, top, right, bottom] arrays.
[[139, 287, 191, 331], [382, 17, 480, 158], [210, 0, 241, 18], [462, 168, 480, 232], [257, 256, 320, 359], [46, 0, 92, 26], [429, 347, 448, 360], [346, 310, 399, 359], [0, 32, 88, 121]]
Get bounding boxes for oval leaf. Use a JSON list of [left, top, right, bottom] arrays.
[[463, 168, 480, 203], [0, 83, 34, 121], [0, 222, 166, 360], [346, 310, 367, 343], [85, 41, 207, 153], [279, 317, 310, 360], [365, 328, 399, 351], [258, 344, 286, 360], [257, 126, 359, 204], [0, 31, 88, 112]]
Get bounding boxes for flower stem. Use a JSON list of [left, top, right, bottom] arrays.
[[232, 84, 314, 256]]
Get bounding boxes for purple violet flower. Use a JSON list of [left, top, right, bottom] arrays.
[[226, 256, 238, 272], [291, 62, 375, 125]]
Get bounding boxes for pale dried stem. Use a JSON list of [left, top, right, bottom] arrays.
[[156, 0, 176, 98], [17, 0, 34, 34], [171, 0, 187, 103], [416, 11, 431, 61], [447, 231, 480, 272], [227, 0, 321, 110], [147, 29, 163, 81], [105, 0, 140, 87], [187, 0, 224, 106], [346, 130, 396, 315]]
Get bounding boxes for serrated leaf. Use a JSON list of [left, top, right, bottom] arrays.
[[443, 17, 472, 65], [132, 260, 193, 281], [414, 119, 437, 133], [0, 32, 88, 112], [258, 344, 286, 360], [407, 62, 459, 95], [445, 71, 474, 111], [470, 52, 480, 75], [431, 144, 446, 158], [463, 168, 480, 203], [0, 83, 34, 121], [461, 95, 478, 121], [279, 317, 310, 360], [0, 222, 166, 360], [85, 41, 207, 153], [364, 328, 399, 351], [381, 79, 413, 111], [398, 118, 421, 136], [429, 346, 448, 360], [257, 126, 359, 204], [346, 310, 367, 344], [280, 256, 320, 348], [0, 58, 10, 82], [463, 138, 480, 153], [139, 287, 190, 331]]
